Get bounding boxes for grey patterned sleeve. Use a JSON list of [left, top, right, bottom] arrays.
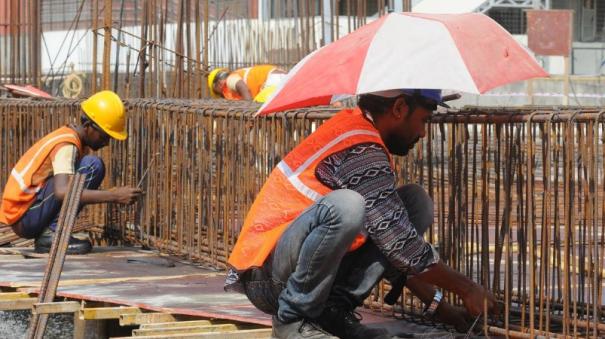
[[315, 143, 439, 274]]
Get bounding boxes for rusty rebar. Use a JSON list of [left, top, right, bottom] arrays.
[[1, 100, 604, 336], [27, 173, 86, 339]]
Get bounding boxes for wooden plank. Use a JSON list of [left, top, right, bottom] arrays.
[[111, 328, 273, 339], [73, 311, 86, 339], [0, 297, 37, 310], [0, 292, 31, 300], [0, 247, 23, 255], [133, 324, 238, 336], [80, 306, 141, 320], [0, 255, 25, 260], [33, 301, 80, 314], [140, 320, 212, 329], [200, 329, 272, 339], [119, 313, 178, 326]]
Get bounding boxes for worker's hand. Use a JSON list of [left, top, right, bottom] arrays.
[[434, 302, 474, 333], [460, 282, 500, 317], [110, 187, 143, 205]]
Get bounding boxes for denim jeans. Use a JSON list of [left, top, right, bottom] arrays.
[[12, 155, 105, 239], [242, 184, 434, 323]]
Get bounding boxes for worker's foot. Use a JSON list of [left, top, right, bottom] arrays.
[[271, 316, 338, 339], [34, 232, 92, 255], [315, 306, 390, 339]]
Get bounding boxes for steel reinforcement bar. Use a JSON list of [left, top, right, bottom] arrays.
[[1, 99, 603, 336]]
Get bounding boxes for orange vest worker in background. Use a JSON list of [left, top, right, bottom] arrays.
[[0, 91, 142, 255], [208, 65, 287, 102]]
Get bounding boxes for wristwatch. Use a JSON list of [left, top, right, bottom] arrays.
[[422, 289, 443, 320]]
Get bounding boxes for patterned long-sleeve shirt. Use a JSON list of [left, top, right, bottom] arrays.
[[315, 142, 439, 274], [225, 142, 439, 291]]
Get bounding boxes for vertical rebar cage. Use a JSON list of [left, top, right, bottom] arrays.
[[0, 100, 604, 336]]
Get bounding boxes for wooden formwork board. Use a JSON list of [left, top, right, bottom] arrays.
[[80, 306, 141, 320], [139, 320, 213, 329], [132, 323, 239, 336], [0, 292, 32, 300], [0, 297, 37, 310], [32, 301, 80, 314], [111, 328, 273, 339], [119, 313, 180, 326]]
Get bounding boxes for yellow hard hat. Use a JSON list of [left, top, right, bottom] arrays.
[[80, 90, 127, 140], [207, 68, 226, 98]]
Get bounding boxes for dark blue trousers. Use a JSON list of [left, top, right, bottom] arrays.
[[13, 155, 105, 239]]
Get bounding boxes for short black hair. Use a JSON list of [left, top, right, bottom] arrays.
[[81, 115, 92, 125], [81, 115, 101, 130], [358, 94, 412, 115], [358, 93, 423, 119]]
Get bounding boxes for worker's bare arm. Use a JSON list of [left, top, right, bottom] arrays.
[[53, 173, 142, 205], [235, 80, 253, 100], [415, 261, 500, 316], [405, 277, 473, 332]]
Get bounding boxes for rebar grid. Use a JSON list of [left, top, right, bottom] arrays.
[[1, 99, 603, 336]]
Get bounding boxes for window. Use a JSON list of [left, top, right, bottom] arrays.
[[488, 8, 527, 35]]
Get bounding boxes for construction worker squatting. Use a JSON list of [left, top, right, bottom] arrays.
[[0, 91, 142, 255], [225, 89, 501, 339]]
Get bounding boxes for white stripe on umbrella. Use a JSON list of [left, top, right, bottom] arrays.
[[417, 12, 546, 92], [356, 14, 478, 94]]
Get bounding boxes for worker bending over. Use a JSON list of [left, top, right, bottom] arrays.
[[208, 64, 287, 102], [0, 91, 142, 255]]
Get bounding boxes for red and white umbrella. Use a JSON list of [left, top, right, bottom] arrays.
[[258, 12, 548, 115]]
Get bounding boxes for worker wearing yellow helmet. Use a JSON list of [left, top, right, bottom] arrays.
[[208, 65, 287, 102], [0, 90, 142, 255]]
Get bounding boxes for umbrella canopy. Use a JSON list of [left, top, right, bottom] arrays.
[[258, 12, 548, 115], [2, 84, 53, 99]]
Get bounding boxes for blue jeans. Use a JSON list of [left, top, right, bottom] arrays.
[[242, 184, 434, 323], [12, 155, 105, 239]]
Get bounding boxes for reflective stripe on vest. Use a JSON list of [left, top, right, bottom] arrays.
[[0, 127, 82, 225], [11, 132, 80, 193], [242, 67, 252, 83], [228, 108, 393, 271], [276, 129, 381, 202]]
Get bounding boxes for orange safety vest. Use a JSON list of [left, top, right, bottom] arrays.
[[228, 108, 394, 271], [222, 65, 277, 100], [0, 126, 82, 225]]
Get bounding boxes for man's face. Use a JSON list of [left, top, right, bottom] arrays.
[[384, 96, 433, 156], [213, 79, 226, 98], [85, 123, 111, 151]]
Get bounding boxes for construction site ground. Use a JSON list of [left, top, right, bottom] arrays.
[[0, 246, 464, 339]]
